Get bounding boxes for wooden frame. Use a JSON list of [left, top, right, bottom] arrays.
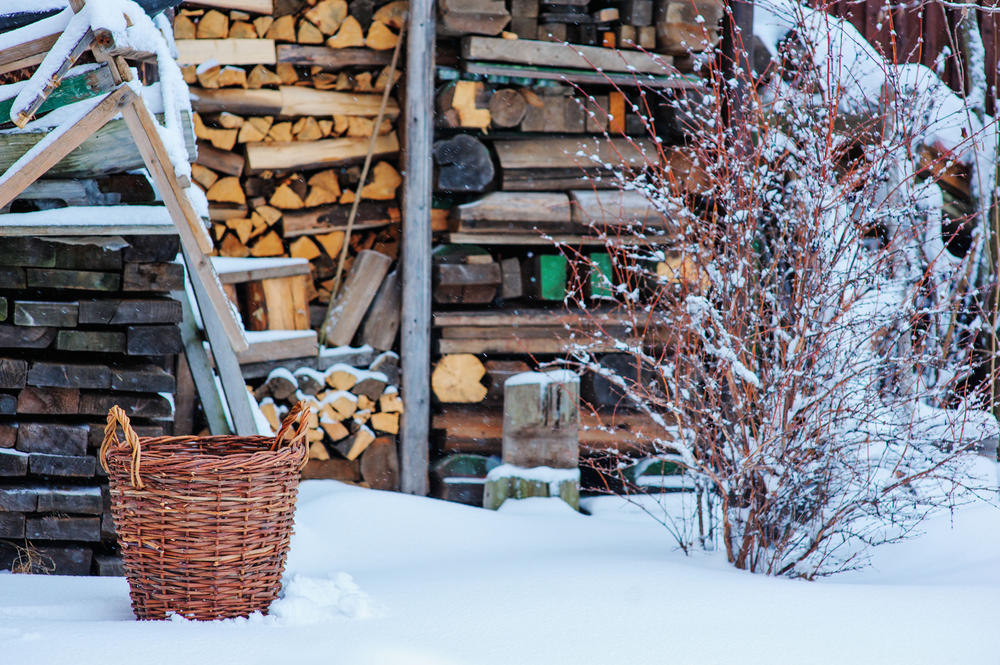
[[0, 1, 257, 435]]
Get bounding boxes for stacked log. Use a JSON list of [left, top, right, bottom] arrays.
[[0, 235, 181, 575], [251, 350, 401, 488], [174, 0, 404, 303], [426, 0, 722, 501]]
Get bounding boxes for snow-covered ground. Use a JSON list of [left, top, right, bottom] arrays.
[[1, 481, 998, 665]]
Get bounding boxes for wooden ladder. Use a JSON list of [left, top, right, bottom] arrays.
[[0, 0, 257, 434]]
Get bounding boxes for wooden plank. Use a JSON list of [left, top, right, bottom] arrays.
[[281, 203, 396, 237], [188, 86, 399, 117], [360, 269, 400, 350], [17, 387, 79, 415], [0, 113, 196, 179], [462, 36, 676, 74], [126, 325, 184, 355], [276, 44, 391, 68], [0, 325, 55, 348], [435, 406, 668, 455], [12, 301, 78, 327], [212, 256, 311, 283], [0, 33, 58, 75], [26, 362, 110, 390], [494, 136, 657, 170], [455, 191, 571, 222], [78, 298, 182, 325], [0, 358, 27, 390], [175, 287, 231, 435], [0, 65, 114, 126], [185, 0, 273, 12], [25, 268, 120, 291], [402, 0, 434, 495], [0, 206, 176, 236], [174, 38, 277, 65], [122, 262, 185, 291], [56, 330, 126, 353], [195, 140, 245, 176], [463, 61, 694, 89], [569, 189, 666, 227], [119, 93, 250, 363], [0, 87, 132, 209], [246, 133, 399, 171], [322, 249, 392, 346], [444, 232, 654, 245], [235, 330, 318, 364]]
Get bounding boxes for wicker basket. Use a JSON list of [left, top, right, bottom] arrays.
[[100, 403, 310, 621]]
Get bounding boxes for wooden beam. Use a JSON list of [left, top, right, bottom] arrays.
[[401, 0, 434, 496], [276, 44, 392, 68], [0, 87, 131, 209], [462, 36, 676, 74], [184, 0, 274, 12], [190, 86, 400, 118], [175, 288, 231, 435], [0, 33, 58, 76], [245, 133, 399, 171], [174, 38, 277, 65], [0, 111, 196, 178]]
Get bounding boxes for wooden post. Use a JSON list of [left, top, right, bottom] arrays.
[[483, 370, 581, 510], [400, 0, 434, 495]]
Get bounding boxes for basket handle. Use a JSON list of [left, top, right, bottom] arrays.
[[100, 405, 145, 489], [272, 401, 311, 464]]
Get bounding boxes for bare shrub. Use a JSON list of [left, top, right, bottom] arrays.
[[559, 0, 999, 577]]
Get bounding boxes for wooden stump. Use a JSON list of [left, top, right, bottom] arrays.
[[483, 370, 580, 510]]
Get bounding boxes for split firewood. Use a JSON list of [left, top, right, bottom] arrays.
[[174, 14, 196, 39], [354, 373, 387, 400], [370, 411, 399, 434], [192, 163, 219, 189], [193, 113, 238, 150], [220, 234, 250, 257], [270, 182, 305, 209], [321, 418, 350, 441], [182, 64, 198, 84], [334, 424, 375, 460], [366, 20, 398, 50], [304, 170, 342, 206], [217, 112, 245, 129], [335, 72, 352, 90], [356, 394, 375, 411], [229, 21, 258, 38], [268, 121, 293, 142], [309, 440, 331, 459], [374, 65, 401, 92], [206, 176, 247, 204], [432, 354, 488, 402], [326, 365, 358, 390], [256, 204, 283, 226], [293, 367, 327, 395], [438, 80, 491, 129], [313, 73, 338, 90], [196, 64, 222, 89], [346, 116, 393, 137], [257, 368, 298, 401], [327, 15, 365, 47], [353, 71, 374, 92], [354, 409, 372, 424], [248, 65, 282, 88], [259, 398, 282, 431], [333, 114, 349, 134], [328, 391, 359, 419], [265, 14, 296, 41], [298, 20, 325, 44], [251, 230, 285, 256], [315, 231, 345, 257], [319, 119, 335, 135], [213, 223, 227, 240], [290, 236, 322, 260], [238, 115, 273, 142], [228, 217, 254, 243], [306, 0, 349, 34], [197, 10, 230, 39], [360, 161, 401, 200], [379, 390, 404, 413], [276, 63, 299, 84], [220, 66, 249, 88], [293, 116, 324, 141], [253, 15, 274, 36], [438, 0, 510, 36], [374, 0, 408, 29], [249, 211, 269, 237]]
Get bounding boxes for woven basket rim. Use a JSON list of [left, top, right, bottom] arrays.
[[103, 435, 305, 467]]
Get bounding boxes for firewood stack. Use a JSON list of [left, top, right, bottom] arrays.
[[0, 235, 182, 575], [428, 0, 721, 502], [173, 0, 405, 304], [251, 349, 401, 488]]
